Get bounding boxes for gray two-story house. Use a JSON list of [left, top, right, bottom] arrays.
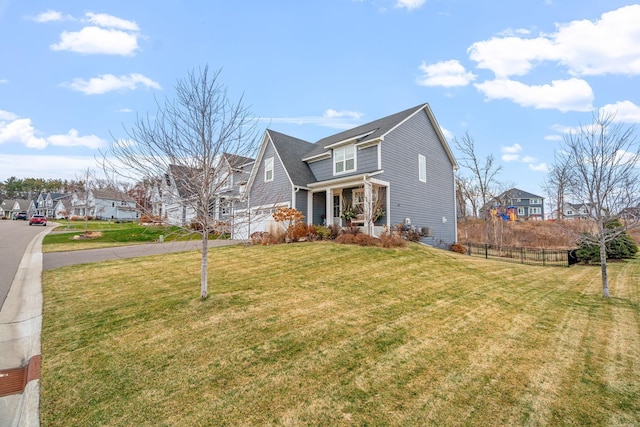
[[236, 103, 459, 246], [483, 188, 545, 221]]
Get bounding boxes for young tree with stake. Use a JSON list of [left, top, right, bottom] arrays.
[[102, 66, 259, 299]]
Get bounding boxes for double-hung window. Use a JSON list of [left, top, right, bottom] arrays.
[[334, 145, 355, 175], [418, 154, 426, 182], [264, 157, 274, 182]]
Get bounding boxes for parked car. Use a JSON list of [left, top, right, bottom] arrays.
[[29, 215, 47, 226], [13, 211, 28, 220]]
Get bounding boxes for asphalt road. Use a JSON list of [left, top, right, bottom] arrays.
[[0, 219, 50, 310], [42, 238, 240, 270]]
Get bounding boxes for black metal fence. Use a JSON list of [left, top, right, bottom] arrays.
[[463, 242, 578, 267]]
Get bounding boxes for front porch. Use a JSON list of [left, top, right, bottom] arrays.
[[308, 174, 390, 235]]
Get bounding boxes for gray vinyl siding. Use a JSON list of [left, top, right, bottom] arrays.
[[294, 189, 308, 219], [249, 141, 292, 208], [379, 110, 456, 246], [307, 144, 379, 182], [312, 192, 326, 225]]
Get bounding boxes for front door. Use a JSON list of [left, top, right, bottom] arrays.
[[333, 194, 341, 226]]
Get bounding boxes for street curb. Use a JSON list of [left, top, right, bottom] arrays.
[[0, 227, 52, 427]]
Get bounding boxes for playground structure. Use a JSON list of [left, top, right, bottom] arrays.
[[488, 205, 518, 221]]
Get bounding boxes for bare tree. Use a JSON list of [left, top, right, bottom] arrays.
[[543, 153, 572, 221], [453, 131, 502, 218], [102, 65, 259, 299], [75, 167, 97, 232], [558, 113, 640, 298]]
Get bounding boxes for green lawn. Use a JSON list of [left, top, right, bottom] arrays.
[[44, 221, 216, 252], [40, 243, 640, 426]]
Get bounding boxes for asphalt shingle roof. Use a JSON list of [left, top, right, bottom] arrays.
[[267, 130, 317, 187]]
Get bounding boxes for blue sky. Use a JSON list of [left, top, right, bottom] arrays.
[[1, 0, 639, 198]]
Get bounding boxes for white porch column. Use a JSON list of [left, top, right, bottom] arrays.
[[325, 188, 332, 227], [364, 178, 373, 235]]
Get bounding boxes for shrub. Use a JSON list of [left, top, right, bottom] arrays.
[[327, 225, 341, 240], [379, 230, 406, 248], [353, 234, 379, 247], [288, 222, 309, 241], [336, 233, 356, 245], [250, 231, 274, 245], [450, 243, 466, 254], [341, 225, 362, 236]]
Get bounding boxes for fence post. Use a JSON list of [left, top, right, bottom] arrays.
[[542, 248, 546, 266], [521, 247, 524, 264], [485, 243, 488, 259]]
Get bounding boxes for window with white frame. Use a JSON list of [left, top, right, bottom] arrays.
[[529, 207, 542, 214], [334, 145, 355, 175], [517, 207, 525, 216], [418, 154, 426, 182], [264, 157, 274, 182], [531, 198, 542, 205]]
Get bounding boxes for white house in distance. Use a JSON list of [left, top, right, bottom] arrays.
[[70, 188, 139, 220]]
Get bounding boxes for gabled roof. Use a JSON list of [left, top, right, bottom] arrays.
[[167, 164, 199, 198], [92, 188, 136, 202], [267, 130, 317, 187], [500, 188, 544, 200], [221, 152, 254, 169]]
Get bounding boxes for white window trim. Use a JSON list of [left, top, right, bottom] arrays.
[[418, 154, 426, 182], [264, 157, 274, 182], [333, 145, 356, 176]]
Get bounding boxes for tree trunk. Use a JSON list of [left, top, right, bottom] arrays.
[[600, 242, 609, 298], [200, 230, 209, 299]]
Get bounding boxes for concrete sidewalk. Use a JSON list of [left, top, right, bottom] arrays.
[[0, 229, 51, 427]]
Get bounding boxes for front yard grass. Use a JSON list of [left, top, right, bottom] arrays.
[[40, 243, 640, 426], [44, 221, 214, 252]]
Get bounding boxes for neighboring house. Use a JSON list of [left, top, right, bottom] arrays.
[[2, 199, 31, 219], [238, 103, 459, 246], [70, 189, 139, 220], [159, 164, 200, 226], [30, 191, 72, 218], [483, 188, 545, 220], [1, 199, 21, 218], [562, 202, 592, 220], [157, 154, 254, 227]]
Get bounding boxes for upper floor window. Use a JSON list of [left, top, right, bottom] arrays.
[[418, 154, 426, 182], [531, 198, 542, 205], [264, 157, 274, 182], [334, 145, 355, 175]]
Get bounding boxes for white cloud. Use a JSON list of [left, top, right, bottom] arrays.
[[529, 162, 549, 172], [0, 110, 19, 121], [46, 129, 105, 149], [599, 101, 640, 123], [522, 155, 537, 163], [323, 109, 364, 120], [84, 12, 139, 31], [31, 10, 72, 23], [0, 154, 100, 180], [440, 127, 453, 141], [0, 112, 105, 150], [502, 143, 522, 154], [474, 78, 594, 112], [468, 36, 557, 78], [0, 79, 7, 84], [64, 73, 161, 95], [468, 5, 640, 78], [417, 60, 476, 88], [261, 110, 365, 130], [51, 26, 140, 56], [0, 118, 48, 149], [502, 154, 520, 162], [544, 135, 562, 141], [396, 0, 426, 10]]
